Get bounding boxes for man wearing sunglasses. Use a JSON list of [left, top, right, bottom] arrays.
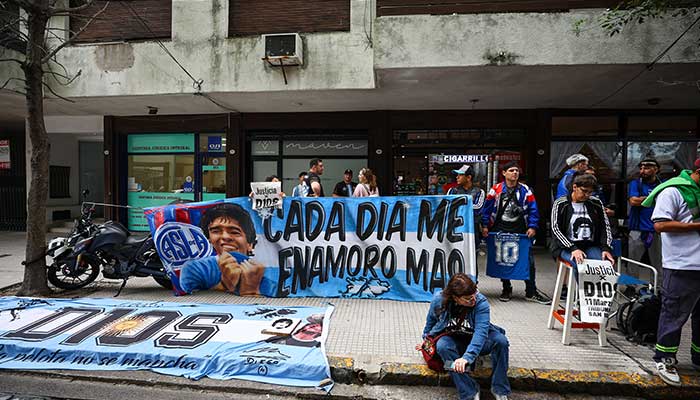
[[550, 173, 615, 270]]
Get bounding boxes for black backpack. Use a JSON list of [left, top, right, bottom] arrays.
[[616, 293, 661, 344]]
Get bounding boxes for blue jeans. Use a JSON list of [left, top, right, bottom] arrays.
[[559, 246, 603, 281], [436, 328, 511, 399]]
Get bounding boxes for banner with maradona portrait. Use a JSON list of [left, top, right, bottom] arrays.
[[144, 195, 476, 301]]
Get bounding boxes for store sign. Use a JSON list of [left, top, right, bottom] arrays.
[[207, 136, 223, 152], [283, 141, 367, 156], [0, 140, 9, 170], [127, 192, 195, 231], [127, 134, 195, 153], [251, 140, 279, 156], [430, 154, 489, 165]]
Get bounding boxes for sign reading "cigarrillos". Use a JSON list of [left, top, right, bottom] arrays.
[[145, 195, 477, 301]]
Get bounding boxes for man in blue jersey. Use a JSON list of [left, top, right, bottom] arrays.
[[555, 154, 588, 200], [627, 158, 663, 274], [179, 203, 265, 295]]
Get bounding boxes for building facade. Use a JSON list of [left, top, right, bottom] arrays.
[[0, 0, 698, 233]]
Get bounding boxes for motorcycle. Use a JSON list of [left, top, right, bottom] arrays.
[[46, 195, 172, 295]]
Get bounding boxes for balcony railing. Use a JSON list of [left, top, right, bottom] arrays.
[[377, 0, 621, 16]]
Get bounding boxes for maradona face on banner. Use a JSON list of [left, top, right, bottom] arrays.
[[145, 195, 476, 301]]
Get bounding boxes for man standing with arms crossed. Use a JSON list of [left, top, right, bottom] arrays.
[[306, 158, 325, 197], [628, 158, 663, 273], [643, 158, 700, 387], [482, 162, 550, 304]]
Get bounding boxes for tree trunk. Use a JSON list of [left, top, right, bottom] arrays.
[[17, 1, 52, 296]]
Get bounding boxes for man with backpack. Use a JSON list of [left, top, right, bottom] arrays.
[[643, 158, 700, 387], [482, 161, 550, 304], [627, 158, 663, 273]]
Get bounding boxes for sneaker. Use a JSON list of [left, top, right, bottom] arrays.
[[655, 358, 681, 387], [472, 391, 480, 400], [526, 291, 552, 305], [499, 288, 512, 302], [493, 394, 508, 400]]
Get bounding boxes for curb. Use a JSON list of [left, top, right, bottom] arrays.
[[328, 357, 700, 399]]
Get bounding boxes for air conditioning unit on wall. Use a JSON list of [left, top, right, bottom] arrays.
[[262, 33, 303, 66]]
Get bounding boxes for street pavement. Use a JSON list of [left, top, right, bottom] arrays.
[[0, 231, 697, 399]]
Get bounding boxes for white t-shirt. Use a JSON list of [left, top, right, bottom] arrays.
[[568, 202, 594, 242], [651, 187, 700, 270]]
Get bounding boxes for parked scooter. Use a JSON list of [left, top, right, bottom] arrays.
[[46, 192, 172, 295]]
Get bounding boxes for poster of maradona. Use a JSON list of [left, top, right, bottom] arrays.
[[145, 194, 476, 302]]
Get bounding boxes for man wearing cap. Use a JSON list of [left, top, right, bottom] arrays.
[[448, 165, 486, 276], [641, 158, 700, 387], [555, 154, 589, 200], [332, 169, 357, 197], [627, 158, 663, 272]]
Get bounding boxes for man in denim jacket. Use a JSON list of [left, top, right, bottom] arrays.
[[419, 274, 510, 400]]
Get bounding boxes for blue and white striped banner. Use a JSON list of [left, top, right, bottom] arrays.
[[146, 195, 476, 301], [0, 297, 333, 389]]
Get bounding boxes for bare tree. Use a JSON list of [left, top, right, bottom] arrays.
[[0, 0, 108, 295]]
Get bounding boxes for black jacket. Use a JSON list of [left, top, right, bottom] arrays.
[[549, 195, 612, 258]]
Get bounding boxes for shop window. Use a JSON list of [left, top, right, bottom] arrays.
[[49, 166, 71, 199], [282, 158, 368, 195], [551, 116, 618, 138], [626, 141, 700, 180], [627, 116, 697, 139], [550, 142, 622, 181], [127, 154, 195, 230]]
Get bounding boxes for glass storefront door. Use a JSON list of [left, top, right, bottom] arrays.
[[126, 133, 226, 231]]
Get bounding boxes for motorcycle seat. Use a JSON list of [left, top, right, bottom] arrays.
[[124, 235, 150, 246]]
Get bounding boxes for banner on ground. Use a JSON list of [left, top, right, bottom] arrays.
[[485, 233, 530, 281], [577, 259, 619, 324], [0, 297, 333, 390], [145, 195, 476, 301]]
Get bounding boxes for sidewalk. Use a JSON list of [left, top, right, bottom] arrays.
[[0, 231, 697, 399]]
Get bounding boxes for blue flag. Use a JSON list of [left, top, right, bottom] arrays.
[[486, 232, 530, 281], [0, 297, 333, 390]]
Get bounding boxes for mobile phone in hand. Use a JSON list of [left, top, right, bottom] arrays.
[[444, 360, 456, 371]]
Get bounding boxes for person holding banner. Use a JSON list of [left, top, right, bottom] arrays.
[[641, 158, 700, 387], [482, 161, 549, 304], [179, 203, 266, 295], [550, 173, 615, 278], [418, 273, 511, 400], [448, 164, 485, 276]]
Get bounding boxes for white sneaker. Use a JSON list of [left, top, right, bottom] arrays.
[[655, 358, 681, 387], [493, 394, 508, 400], [472, 391, 480, 400]]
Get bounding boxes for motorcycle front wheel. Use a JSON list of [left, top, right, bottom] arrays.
[[47, 257, 100, 290]]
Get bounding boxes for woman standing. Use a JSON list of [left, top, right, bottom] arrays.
[[418, 274, 511, 400], [353, 167, 379, 197]]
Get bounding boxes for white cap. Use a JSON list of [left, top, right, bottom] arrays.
[[566, 154, 589, 167]]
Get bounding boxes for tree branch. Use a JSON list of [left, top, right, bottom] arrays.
[[0, 76, 27, 93], [49, 0, 96, 15], [42, 80, 75, 102], [42, 1, 110, 63], [45, 67, 81, 86]]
